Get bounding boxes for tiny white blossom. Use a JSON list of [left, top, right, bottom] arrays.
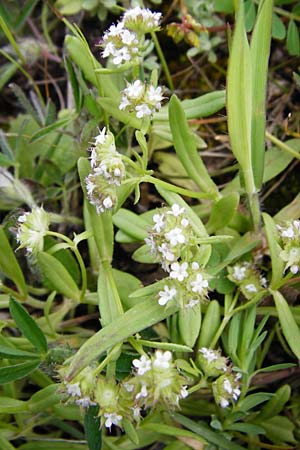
[[104, 412, 123, 428], [167, 204, 185, 217], [135, 103, 152, 118], [136, 384, 148, 400], [220, 398, 230, 408], [191, 262, 199, 270], [123, 383, 134, 392], [94, 128, 107, 145], [281, 226, 295, 239], [76, 396, 96, 408], [232, 265, 247, 281], [185, 298, 199, 308], [245, 283, 257, 293], [132, 355, 151, 375], [157, 243, 175, 262], [158, 285, 177, 306], [153, 350, 172, 369], [233, 387, 241, 400], [170, 262, 189, 281], [190, 273, 209, 293], [291, 264, 299, 274], [223, 378, 233, 394], [66, 382, 81, 398], [199, 348, 218, 363], [153, 213, 165, 232], [132, 406, 141, 419], [181, 218, 189, 228], [180, 386, 189, 398], [165, 227, 186, 247], [103, 196, 113, 210]]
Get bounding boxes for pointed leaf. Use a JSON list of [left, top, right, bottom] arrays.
[[9, 297, 47, 354], [84, 405, 102, 450], [0, 360, 40, 384]]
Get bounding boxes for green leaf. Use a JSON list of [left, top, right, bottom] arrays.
[[132, 244, 157, 264], [238, 393, 273, 412], [227, 1, 254, 195], [9, 297, 48, 354], [0, 435, 17, 450], [113, 209, 149, 241], [0, 227, 27, 297], [0, 360, 40, 384], [78, 157, 114, 263], [84, 405, 102, 450], [250, 0, 273, 188], [97, 98, 143, 130], [98, 261, 124, 327], [37, 252, 81, 302], [287, 20, 300, 55], [178, 303, 201, 348], [262, 213, 284, 288], [226, 422, 265, 435], [271, 13, 286, 40], [262, 416, 296, 444], [29, 115, 76, 143], [65, 298, 178, 381], [206, 193, 239, 233], [254, 385, 291, 422], [272, 290, 300, 359], [0, 396, 28, 413], [123, 418, 139, 445], [168, 94, 218, 195], [197, 300, 221, 348], [0, 345, 40, 360], [173, 413, 245, 450]]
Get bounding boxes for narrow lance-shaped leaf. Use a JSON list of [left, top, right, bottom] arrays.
[[227, 2, 254, 192], [272, 290, 300, 360], [37, 252, 81, 302], [250, 0, 273, 188], [78, 157, 114, 263], [9, 297, 48, 354], [168, 94, 219, 196], [65, 298, 178, 381], [0, 227, 27, 298], [98, 260, 124, 327], [0, 360, 40, 384]]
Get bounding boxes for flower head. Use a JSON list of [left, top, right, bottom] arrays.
[[122, 7, 162, 33], [119, 80, 164, 118], [132, 354, 151, 375], [158, 285, 177, 306], [17, 207, 50, 253]]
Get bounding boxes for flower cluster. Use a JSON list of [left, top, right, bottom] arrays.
[[227, 261, 267, 299], [85, 128, 125, 214], [145, 204, 210, 308], [197, 347, 241, 409], [119, 80, 164, 119], [277, 220, 300, 274], [62, 350, 188, 430], [101, 7, 161, 67], [16, 207, 50, 254]]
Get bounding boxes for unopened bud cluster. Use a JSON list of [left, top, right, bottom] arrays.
[[227, 261, 267, 299], [145, 204, 210, 309], [197, 347, 241, 408], [62, 350, 188, 429], [277, 220, 300, 274], [16, 206, 50, 254], [85, 128, 125, 214]]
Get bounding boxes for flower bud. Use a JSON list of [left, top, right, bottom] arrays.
[[197, 347, 227, 377], [16, 207, 49, 253], [212, 373, 241, 408]]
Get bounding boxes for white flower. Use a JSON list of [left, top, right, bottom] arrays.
[[281, 226, 295, 239], [199, 348, 218, 363], [165, 227, 186, 247], [185, 298, 199, 308], [76, 396, 96, 408], [107, 22, 124, 37], [291, 264, 299, 274], [17, 207, 49, 253], [66, 382, 81, 398], [153, 213, 165, 232], [145, 235, 156, 253], [94, 128, 107, 145], [190, 273, 209, 293], [192, 262, 199, 270], [136, 384, 148, 400], [232, 265, 247, 281], [181, 218, 189, 228], [157, 243, 175, 262], [233, 387, 241, 400], [180, 386, 189, 398], [103, 196, 113, 210], [123, 383, 134, 392], [104, 412, 123, 428], [220, 397, 230, 408], [135, 103, 152, 118], [132, 355, 151, 375], [158, 285, 177, 306], [167, 204, 185, 217], [170, 262, 188, 281], [223, 378, 233, 394], [245, 283, 257, 293], [123, 80, 144, 99], [132, 406, 141, 419], [153, 350, 172, 369]]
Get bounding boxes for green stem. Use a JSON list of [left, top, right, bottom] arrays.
[[151, 31, 174, 91], [266, 131, 300, 160], [46, 231, 87, 301], [274, 6, 300, 22], [243, 167, 261, 231]]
